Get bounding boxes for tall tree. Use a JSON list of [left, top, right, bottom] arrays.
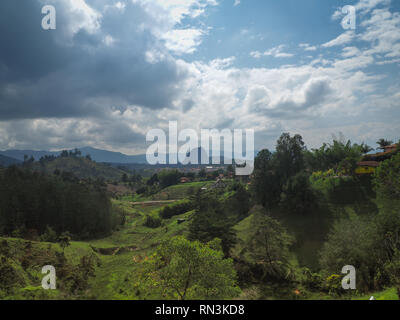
[[376, 138, 393, 150], [135, 236, 240, 300], [241, 208, 294, 281], [275, 133, 306, 184]]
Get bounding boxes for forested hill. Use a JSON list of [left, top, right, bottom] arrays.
[[28, 156, 127, 181], [0, 154, 21, 167]]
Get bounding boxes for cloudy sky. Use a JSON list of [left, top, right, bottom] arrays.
[[0, 0, 399, 154]]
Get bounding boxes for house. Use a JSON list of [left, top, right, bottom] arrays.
[[180, 177, 192, 184], [355, 161, 380, 175], [359, 143, 398, 165], [381, 144, 398, 153]]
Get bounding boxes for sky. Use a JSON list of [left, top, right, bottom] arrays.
[[0, 0, 399, 155]]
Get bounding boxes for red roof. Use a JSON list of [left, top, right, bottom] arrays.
[[382, 144, 398, 149], [357, 161, 380, 167]]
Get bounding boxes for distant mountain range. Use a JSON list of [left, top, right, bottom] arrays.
[[0, 146, 256, 166], [0, 147, 148, 164]]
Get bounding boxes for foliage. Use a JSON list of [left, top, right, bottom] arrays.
[[40, 226, 58, 243], [251, 149, 281, 208], [275, 133, 306, 183], [376, 138, 393, 149], [134, 236, 241, 300], [58, 232, 72, 253], [240, 209, 294, 282], [279, 172, 317, 215], [325, 274, 342, 296], [305, 137, 366, 172], [383, 250, 400, 299], [159, 201, 194, 219], [158, 169, 182, 189], [0, 166, 117, 239], [374, 152, 400, 201], [319, 214, 379, 292], [227, 182, 251, 218], [252, 133, 306, 209], [189, 193, 237, 256], [144, 215, 162, 228]]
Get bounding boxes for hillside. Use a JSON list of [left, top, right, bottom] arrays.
[[30, 157, 127, 181], [0, 154, 21, 167]]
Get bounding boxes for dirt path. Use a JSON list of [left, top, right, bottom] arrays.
[[129, 200, 178, 206]]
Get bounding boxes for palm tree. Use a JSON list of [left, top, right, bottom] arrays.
[[376, 138, 393, 150]]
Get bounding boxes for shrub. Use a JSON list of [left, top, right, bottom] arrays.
[[144, 216, 162, 228], [159, 201, 194, 219], [40, 225, 58, 243]]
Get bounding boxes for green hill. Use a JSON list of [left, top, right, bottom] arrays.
[[0, 154, 21, 167], [30, 156, 127, 181]]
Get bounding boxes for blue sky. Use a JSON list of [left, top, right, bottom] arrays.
[[0, 0, 399, 154]]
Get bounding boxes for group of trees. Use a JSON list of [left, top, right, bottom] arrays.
[[247, 132, 400, 296], [0, 166, 124, 240], [251, 133, 384, 215], [319, 152, 400, 293], [252, 133, 315, 214]]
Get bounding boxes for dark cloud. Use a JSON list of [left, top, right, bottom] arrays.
[[265, 78, 333, 119], [0, 0, 188, 121]]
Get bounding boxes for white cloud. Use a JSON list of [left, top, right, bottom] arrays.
[[234, 0, 240, 6], [322, 31, 355, 48], [299, 43, 317, 51], [250, 45, 294, 58], [341, 46, 361, 57], [162, 28, 205, 55]]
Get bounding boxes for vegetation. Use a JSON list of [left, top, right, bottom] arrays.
[[1, 135, 400, 300], [134, 236, 240, 300], [0, 166, 124, 240]]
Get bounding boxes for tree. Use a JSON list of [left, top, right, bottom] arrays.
[[189, 194, 236, 256], [305, 137, 364, 172], [275, 133, 306, 184], [147, 173, 159, 186], [319, 214, 378, 292], [40, 225, 58, 243], [198, 168, 206, 178], [374, 152, 400, 201], [158, 169, 181, 188], [383, 250, 400, 300], [376, 138, 393, 150], [58, 232, 72, 253], [279, 172, 317, 215], [251, 149, 281, 209], [241, 208, 294, 281], [228, 183, 251, 218], [135, 236, 240, 300]]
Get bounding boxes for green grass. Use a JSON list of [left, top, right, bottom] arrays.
[[353, 287, 399, 300], [149, 181, 214, 200]]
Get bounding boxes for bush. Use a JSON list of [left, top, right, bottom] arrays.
[[40, 225, 58, 243], [144, 216, 162, 228], [325, 274, 342, 296], [159, 201, 194, 219]]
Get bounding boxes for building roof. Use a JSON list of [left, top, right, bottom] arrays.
[[382, 144, 398, 149], [357, 161, 380, 167]]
